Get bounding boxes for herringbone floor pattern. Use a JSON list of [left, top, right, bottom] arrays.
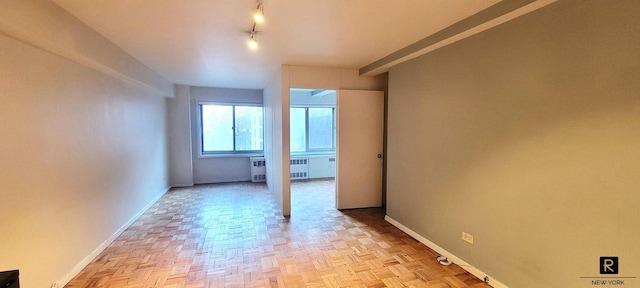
[[65, 179, 490, 288]]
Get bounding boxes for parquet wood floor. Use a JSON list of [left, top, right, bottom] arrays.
[[66, 179, 490, 288]]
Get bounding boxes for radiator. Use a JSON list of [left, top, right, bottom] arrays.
[[249, 157, 266, 182], [290, 157, 309, 180]]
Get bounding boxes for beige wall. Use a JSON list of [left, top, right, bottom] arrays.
[[287, 66, 387, 91], [0, 1, 172, 286], [387, 1, 640, 287]]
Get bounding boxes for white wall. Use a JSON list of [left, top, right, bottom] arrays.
[[264, 66, 286, 212], [0, 34, 169, 288], [386, 1, 640, 287], [167, 85, 194, 187], [307, 156, 336, 178], [189, 87, 263, 184], [0, 2, 173, 287]]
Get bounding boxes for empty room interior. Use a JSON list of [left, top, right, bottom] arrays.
[[1, 0, 639, 287]]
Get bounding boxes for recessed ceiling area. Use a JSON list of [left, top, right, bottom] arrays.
[[51, 0, 501, 89]]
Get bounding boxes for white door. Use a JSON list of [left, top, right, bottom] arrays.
[[336, 90, 384, 209]]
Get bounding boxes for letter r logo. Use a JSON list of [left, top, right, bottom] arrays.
[[600, 257, 618, 274]]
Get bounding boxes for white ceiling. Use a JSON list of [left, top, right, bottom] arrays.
[[52, 0, 500, 89]]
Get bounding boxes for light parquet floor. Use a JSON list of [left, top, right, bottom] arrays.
[[66, 179, 490, 288]]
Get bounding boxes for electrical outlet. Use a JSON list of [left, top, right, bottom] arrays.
[[462, 232, 474, 244]]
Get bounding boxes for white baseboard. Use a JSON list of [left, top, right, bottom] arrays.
[[384, 215, 509, 288], [53, 186, 170, 288]]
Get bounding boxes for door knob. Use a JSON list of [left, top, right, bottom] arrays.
[[377, 154, 382, 158]]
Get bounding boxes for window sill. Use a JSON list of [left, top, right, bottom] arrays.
[[290, 152, 335, 157], [198, 152, 264, 159]]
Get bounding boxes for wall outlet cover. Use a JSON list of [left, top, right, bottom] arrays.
[[462, 232, 474, 244]]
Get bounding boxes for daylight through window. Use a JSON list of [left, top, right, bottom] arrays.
[[290, 107, 335, 153], [201, 104, 263, 153]]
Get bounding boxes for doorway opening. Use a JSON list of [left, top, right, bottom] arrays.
[[289, 88, 337, 215]]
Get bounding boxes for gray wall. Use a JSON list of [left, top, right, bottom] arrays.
[[190, 86, 263, 184], [386, 1, 640, 287]]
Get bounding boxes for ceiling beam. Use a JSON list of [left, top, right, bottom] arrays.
[[359, 0, 557, 77], [0, 0, 175, 97]]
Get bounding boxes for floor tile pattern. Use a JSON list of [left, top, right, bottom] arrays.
[[66, 179, 490, 288]]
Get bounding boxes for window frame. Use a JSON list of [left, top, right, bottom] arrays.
[[199, 102, 264, 156], [290, 105, 336, 154]]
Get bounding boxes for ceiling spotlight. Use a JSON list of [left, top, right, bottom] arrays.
[[247, 0, 263, 50], [253, 1, 265, 23], [248, 32, 258, 50]]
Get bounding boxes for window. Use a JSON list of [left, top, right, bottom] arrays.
[[308, 108, 334, 150], [290, 107, 335, 153], [201, 104, 263, 153], [290, 108, 306, 152]]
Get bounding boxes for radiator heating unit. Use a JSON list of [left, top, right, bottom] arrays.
[[290, 157, 309, 180], [249, 157, 266, 182]]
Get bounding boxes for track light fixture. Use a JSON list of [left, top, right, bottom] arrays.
[[248, 31, 258, 50], [253, 0, 265, 23], [247, 0, 264, 50]]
